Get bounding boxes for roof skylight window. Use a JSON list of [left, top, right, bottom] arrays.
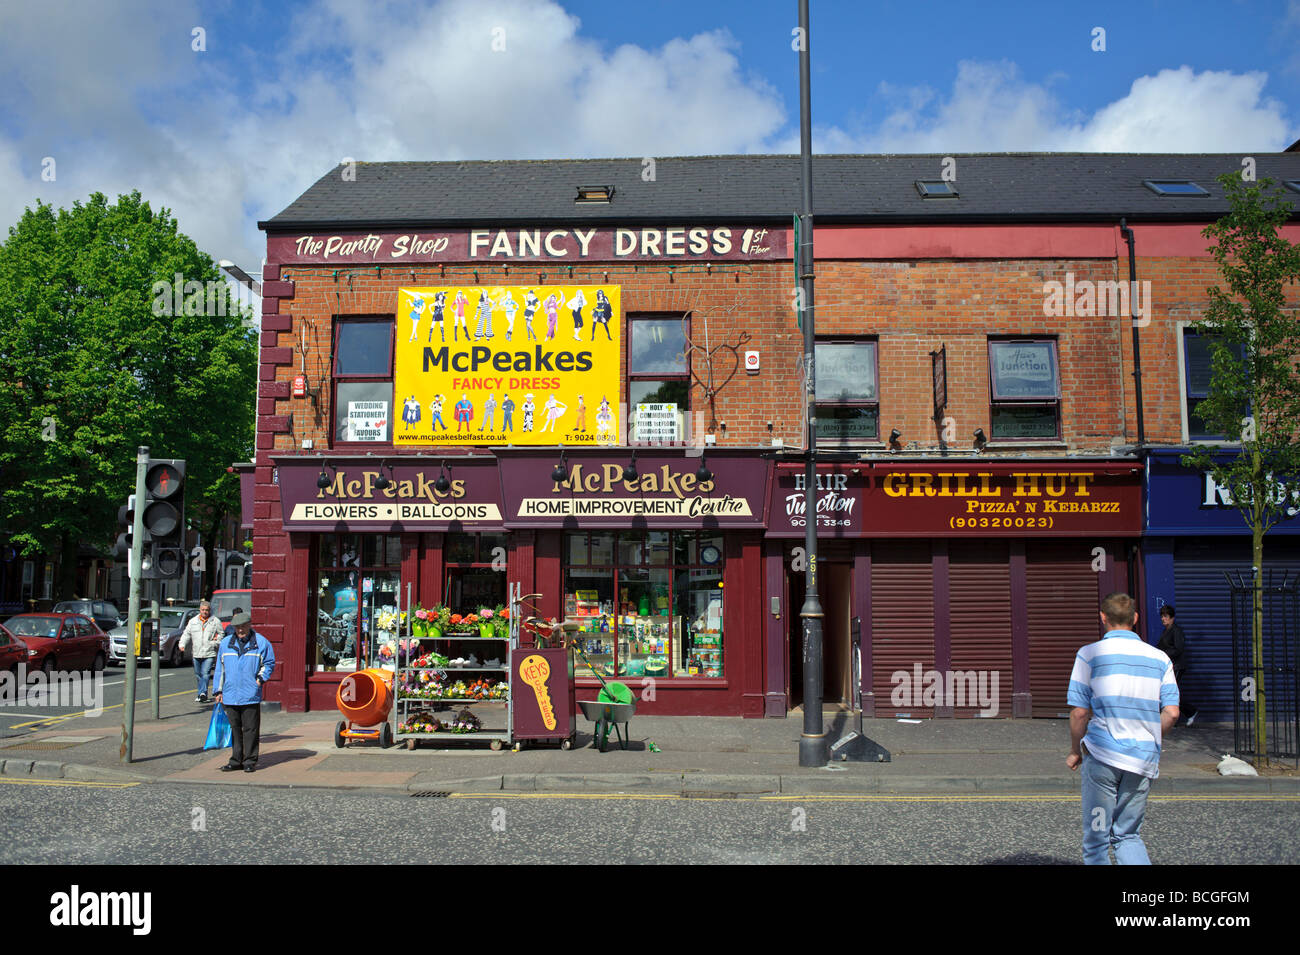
[[575, 185, 615, 203], [915, 180, 958, 199], [1143, 180, 1209, 197]]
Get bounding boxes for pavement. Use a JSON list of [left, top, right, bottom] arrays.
[[1, 694, 1296, 795]]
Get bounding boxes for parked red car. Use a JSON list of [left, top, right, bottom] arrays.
[[2, 614, 108, 675], [0, 623, 28, 675]]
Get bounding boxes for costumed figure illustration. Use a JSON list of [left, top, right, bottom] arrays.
[[596, 395, 613, 436], [427, 290, 447, 342], [480, 393, 497, 432], [521, 393, 536, 432], [474, 290, 494, 340], [500, 393, 515, 432], [523, 290, 540, 341], [401, 395, 422, 431], [429, 394, 448, 431], [453, 290, 469, 341], [496, 291, 519, 341], [543, 292, 562, 340], [591, 289, 613, 341], [540, 395, 567, 433], [408, 295, 425, 342], [574, 394, 587, 431], [454, 393, 474, 432], [566, 288, 587, 341]]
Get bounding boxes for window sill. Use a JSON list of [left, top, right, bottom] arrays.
[[984, 441, 1068, 450]]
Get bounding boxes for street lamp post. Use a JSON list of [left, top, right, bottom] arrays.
[[796, 0, 826, 768]]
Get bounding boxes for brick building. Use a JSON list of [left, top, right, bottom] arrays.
[[249, 153, 1300, 718]]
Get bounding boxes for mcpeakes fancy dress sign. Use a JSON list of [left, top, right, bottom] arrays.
[[394, 285, 620, 448]]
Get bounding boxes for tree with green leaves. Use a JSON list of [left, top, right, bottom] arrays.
[[1182, 172, 1300, 765], [0, 190, 257, 601]]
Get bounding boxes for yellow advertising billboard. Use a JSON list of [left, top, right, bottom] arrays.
[[394, 285, 621, 446]]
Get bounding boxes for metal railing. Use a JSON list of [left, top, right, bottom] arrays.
[[1227, 570, 1300, 767]]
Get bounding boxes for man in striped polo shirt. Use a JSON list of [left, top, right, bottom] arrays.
[[1067, 592, 1179, 865]]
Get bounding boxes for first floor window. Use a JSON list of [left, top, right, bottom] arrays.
[[333, 317, 394, 445], [815, 339, 879, 441], [989, 338, 1060, 439], [1184, 328, 1247, 441], [628, 315, 690, 443], [564, 531, 724, 679]]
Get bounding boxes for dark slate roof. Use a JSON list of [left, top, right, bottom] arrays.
[[260, 153, 1300, 230]]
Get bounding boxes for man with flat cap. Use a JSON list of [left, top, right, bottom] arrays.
[[213, 611, 276, 773]]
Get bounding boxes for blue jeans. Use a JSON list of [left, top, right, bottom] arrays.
[[1081, 751, 1152, 865], [194, 656, 215, 697]]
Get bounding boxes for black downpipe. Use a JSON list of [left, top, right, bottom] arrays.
[[1118, 218, 1146, 447]]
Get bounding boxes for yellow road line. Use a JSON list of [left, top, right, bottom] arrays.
[[9, 689, 194, 729], [0, 778, 140, 789], [448, 791, 1300, 803]]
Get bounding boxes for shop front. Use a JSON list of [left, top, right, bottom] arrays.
[[497, 449, 772, 717], [1143, 449, 1300, 721], [765, 460, 1144, 718], [271, 455, 509, 712]]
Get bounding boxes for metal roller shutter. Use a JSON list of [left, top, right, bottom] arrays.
[[1171, 539, 1300, 722], [871, 540, 935, 718], [1027, 540, 1108, 717], [949, 540, 1013, 718]]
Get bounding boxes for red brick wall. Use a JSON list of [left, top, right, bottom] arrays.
[[252, 233, 1286, 708]]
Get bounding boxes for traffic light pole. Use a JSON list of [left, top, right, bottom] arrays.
[[150, 597, 160, 720], [121, 447, 148, 763]]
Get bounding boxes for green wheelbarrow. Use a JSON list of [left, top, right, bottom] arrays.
[[571, 638, 637, 751], [578, 694, 637, 752]]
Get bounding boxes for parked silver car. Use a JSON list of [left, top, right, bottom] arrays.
[[107, 605, 200, 667]]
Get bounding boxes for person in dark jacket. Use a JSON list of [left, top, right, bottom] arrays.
[[213, 612, 276, 772], [1157, 605, 1197, 725]]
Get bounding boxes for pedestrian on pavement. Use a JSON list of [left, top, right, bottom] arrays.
[[179, 600, 223, 703], [213, 611, 276, 773], [1157, 605, 1198, 725], [1067, 592, 1179, 865]]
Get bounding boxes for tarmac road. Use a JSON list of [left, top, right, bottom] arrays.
[[1, 778, 1296, 865]]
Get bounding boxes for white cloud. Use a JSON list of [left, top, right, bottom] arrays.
[[809, 61, 1295, 155], [0, 0, 1295, 274]]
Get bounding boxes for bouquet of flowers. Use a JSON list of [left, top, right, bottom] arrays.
[[398, 712, 442, 734], [448, 709, 481, 734], [375, 609, 399, 634], [410, 649, 449, 669]]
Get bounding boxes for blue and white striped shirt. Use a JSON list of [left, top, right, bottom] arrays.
[[1067, 630, 1179, 778]]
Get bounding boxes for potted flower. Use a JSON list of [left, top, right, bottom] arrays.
[[495, 605, 510, 638], [449, 612, 463, 632], [412, 606, 429, 638], [478, 607, 496, 639]]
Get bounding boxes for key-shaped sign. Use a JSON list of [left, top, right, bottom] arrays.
[[518, 654, 556, 730]]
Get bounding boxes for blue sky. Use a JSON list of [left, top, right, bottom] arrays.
[[1, 0, 1297, 271]]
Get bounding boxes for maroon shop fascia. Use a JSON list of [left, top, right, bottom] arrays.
[[763, 460, 1144, 719], [255, 450, 775, 717]]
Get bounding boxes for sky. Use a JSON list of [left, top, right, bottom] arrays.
[[1, 0, 1298, 273]]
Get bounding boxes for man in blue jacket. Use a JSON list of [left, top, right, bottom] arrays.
[[213, 612, 275, 773]]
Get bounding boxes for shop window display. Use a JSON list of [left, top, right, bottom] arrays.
[[312, 533, 403, 672], [564, 531, 723, 679]]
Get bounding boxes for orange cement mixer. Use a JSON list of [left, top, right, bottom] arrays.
[[334, 668, 395, 748]]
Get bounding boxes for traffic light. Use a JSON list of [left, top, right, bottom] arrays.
[[143, 459, 186, 579], [115, 494, 155, 580]]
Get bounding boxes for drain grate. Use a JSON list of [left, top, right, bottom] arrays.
[[0, 741, 82, 751], [410, 791, 451, 798]]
